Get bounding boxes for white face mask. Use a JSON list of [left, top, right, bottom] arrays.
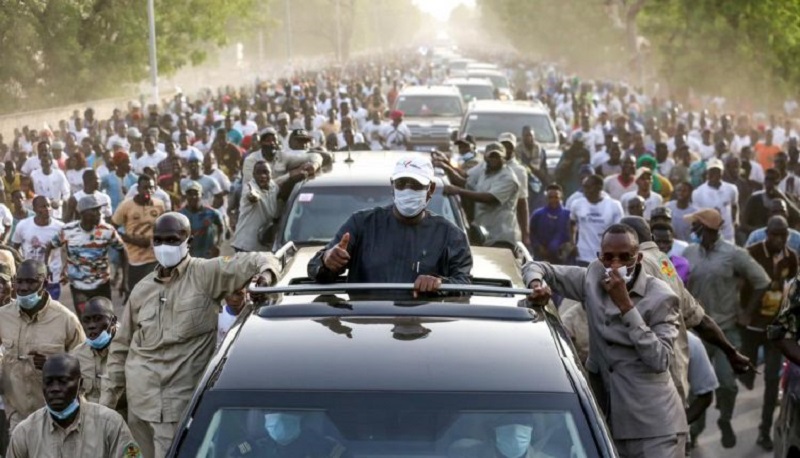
[[154, 240, 189, 268], [605, 266, 634, 284], [495, 424, 533, 458], [394, 188, 429, 218]]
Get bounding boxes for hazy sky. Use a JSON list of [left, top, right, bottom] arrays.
[[412, 0, 475, 21]]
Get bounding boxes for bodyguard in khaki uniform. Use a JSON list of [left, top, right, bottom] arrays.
[[0, 260, 84, 433], [524, 224, 687, 457], [101, 212, 281, 458], [8, 353, 139, 458], [70, 297, 118, 404]]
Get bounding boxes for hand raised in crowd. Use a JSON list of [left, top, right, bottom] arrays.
[[323, 232, 351, 272], [413, 275, 442, 298], [442, 184, 460, 196]]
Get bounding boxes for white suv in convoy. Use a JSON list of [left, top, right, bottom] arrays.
[[394, 85, 465, 152]]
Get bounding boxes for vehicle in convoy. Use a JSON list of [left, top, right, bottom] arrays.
[[443, 77, 495, 103], [271, 151, 468, 250], [447, 57, 476, 75], [465, 69, 513, 100], [393, 86, 464, 152], [457, 100, 562, 171], [465, 62, 499, 72], [774, 360, 800, 458], [167, 279, 615, 457]]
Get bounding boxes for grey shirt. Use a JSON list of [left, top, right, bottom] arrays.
[[664, 201, 697, 241], [466, 163, 520, 245], [231, 179, 280, 252], [683, 238, 771, 330], [522, 261, 687, 440], [308, 206, 472, 286]]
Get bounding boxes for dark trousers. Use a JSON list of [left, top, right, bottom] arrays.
[[691, 327, 741, 437], [128, 262, 157, 291], [70, 282, 113, 319], [740, 327, 783, 434]]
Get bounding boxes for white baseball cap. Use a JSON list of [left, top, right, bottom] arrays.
[[391, 156, 434, 186]]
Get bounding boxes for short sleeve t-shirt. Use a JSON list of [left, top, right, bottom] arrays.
[[51, 221, 124, 289], [12, 217, 64, 282], [179, 206, 223, 258], [619, 191, 664, 219], [180, 176, 222, 207], [692, 182, 739, 241], [466, 164, 521, 245], [111, 198, 166, 265], [687, 331, 720, 396], [569, 197, 624, 263]]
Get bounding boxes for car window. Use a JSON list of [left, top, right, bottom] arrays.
[[195, 408, 589, 457], [395, 96, 463, 117], [283, 186, 458, 245], [455, 84, 494, 102], [468, 73, 509, 89], [464, 112, 557, 143]]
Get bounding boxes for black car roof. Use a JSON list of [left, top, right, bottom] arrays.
[[211, 299, 574, 394]]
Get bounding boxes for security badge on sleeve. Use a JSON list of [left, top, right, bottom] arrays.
[[124, 442, 142, 457]]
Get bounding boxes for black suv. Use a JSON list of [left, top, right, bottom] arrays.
[[168, 283, 615, 457]]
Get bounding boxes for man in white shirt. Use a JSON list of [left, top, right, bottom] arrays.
[[381, 110, 412, 150], [620, 167, 664, 219], [133, 135, 167, 174], [741, 146, 765, 184], [12, 196, 64, 299], [31, 154, 70, 220], [232, 109, 258, 138], [177, 133, 202, 163], [691, 158, 739, 242], [569, 174, 624, 266], [363, 111, 387, 151], [105, 122, 130, 152]]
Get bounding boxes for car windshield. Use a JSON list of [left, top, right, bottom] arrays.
[[282, 185, 458, 245], [468, 73, 509, 89], [464, 112, 557, 144], [194, 407, 590, 457], [395, 95, 463, 117], [454, 84, 494, 102]]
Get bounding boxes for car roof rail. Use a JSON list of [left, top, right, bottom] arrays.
[[273, 241, 297, 270], [250, 283, 533, 297]]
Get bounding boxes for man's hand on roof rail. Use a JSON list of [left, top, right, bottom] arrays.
[[413, 275, 443, 298], [527, 279, 551, 306]]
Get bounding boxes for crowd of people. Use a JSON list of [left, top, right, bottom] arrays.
[[0, 47, 796, 458]]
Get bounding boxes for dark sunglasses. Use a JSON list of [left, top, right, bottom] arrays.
[[598, 252, 635, 263]]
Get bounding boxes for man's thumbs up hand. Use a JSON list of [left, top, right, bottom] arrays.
[[337, 232, 350, 250], [324, 232, 351, 272]]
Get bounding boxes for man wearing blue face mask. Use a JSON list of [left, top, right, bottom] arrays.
[[523, 224, 688, 457], [226, 411, 349, 457], [70, 297, 118, 405], [308, 156, 472, 296], [0, 260, 84, 434], [8, 353, 140, 458]]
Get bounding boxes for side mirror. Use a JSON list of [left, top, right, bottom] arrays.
[[468, 223, 488, 246]]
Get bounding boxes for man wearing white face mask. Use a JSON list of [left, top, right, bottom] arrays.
[[308, 156, 472, 296], [523, 224, 688, 458], [224, 411, 349, 457], [100, 212, 282, 458]]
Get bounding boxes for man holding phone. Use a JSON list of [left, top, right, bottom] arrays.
[[523, 224, 687, 458]]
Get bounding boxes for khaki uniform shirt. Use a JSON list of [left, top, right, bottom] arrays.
[[101, 253, 279, 423], [0, 295, 84, 421], [466, 163, 520, 245], [70, 342, 108, 403], [639, 241, 705, 404], [523, 261, 687, 440], [231, 180, 280, 252], [7, 402, 138, 458]]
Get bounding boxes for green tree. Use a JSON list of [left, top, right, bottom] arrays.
[[0, 0, 258, 113]]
